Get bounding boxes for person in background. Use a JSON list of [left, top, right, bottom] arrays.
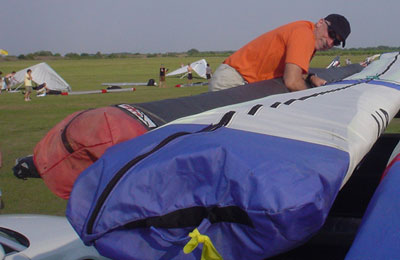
[[24, 69, 33, 101], [209, 14, 351, 92], [4, 71, 16, 92], [0, 72, 3, 94], [36, 82, 50, 97], [159, 64, 168, 88], [0, 188, 3, 210], [187, 63, 193, 85], [206, 63, 212, 85]]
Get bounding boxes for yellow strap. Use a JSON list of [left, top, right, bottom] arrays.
[[183, 228, 223, 260]]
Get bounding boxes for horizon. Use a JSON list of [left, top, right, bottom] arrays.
[[5, 45, 400, 57]]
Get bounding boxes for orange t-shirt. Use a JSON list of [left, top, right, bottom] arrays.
[[224, 21, 316, 83]]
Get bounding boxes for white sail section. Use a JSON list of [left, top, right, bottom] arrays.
[[166, 59, 207, 79], [171, 52, 400, 187]]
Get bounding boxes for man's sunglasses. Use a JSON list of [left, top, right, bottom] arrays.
[[325, 21, 341, 46]]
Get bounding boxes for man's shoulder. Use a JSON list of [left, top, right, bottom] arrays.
[[278, 20, 315, 41], [281, 20, 314, 31]]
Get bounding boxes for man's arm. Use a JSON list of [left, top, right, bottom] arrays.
[[283, 63, 308, 91], [283, 63, 327, 91]]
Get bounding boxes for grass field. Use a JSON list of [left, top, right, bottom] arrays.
[[0, 54, 398, 216]]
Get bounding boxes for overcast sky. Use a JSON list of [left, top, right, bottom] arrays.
[[1, 0, 398, 55]]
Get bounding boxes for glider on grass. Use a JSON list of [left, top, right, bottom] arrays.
[[101, 79, 157, 88], [12, 62, 71, 93], [13, 64, 363, 199], [65, 53, 400, 259]]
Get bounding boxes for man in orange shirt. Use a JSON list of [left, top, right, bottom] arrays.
[[209, 14, 351, 92]]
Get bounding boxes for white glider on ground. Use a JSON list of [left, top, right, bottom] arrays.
[[12, 63, 71, 93]]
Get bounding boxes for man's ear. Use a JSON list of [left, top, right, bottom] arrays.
[[316, 18, 324, 28]]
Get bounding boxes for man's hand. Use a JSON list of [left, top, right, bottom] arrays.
[[310, 75, 327, 87]]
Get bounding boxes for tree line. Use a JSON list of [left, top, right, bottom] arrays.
[[4, 46, 400, 61]]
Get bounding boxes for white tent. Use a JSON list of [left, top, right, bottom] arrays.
[[166, 59, 207, 79], [14, 62, 71, 92]]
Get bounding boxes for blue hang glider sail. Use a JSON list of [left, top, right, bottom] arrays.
[[345, 150, 400, 260], [67, 53, 400, 260]]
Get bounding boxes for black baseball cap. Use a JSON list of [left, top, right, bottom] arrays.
[[325, 14, 351, 47]]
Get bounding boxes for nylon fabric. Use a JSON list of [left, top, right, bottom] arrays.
[[67, 125, 349, 259], [347, 52, 400, 82], [345, 154, 400, 259], [32, 64, 363, 199], [66, 53, 400, 259], [34, 106, 149, 199], [170, 79, 400, 186], [366, 80, 400, 90]]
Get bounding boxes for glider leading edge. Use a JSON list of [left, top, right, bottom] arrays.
[[17, 64, 363, 199]]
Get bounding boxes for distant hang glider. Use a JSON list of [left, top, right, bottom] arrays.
[[362, 54, 381, 66], [175, 82, 208, 88], [13, 62, 71, 92], [101, 83, 147, 87], [61, 88, 136, 95], [166, 59, 207, 79], [326, 56, 341, 68], [101, 79, 156, 88], [0, 49, 8, 56]]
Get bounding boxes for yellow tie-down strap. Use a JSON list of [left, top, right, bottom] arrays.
[[183, 228, 223, 260]]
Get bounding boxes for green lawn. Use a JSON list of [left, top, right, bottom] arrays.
[[0, 54, 397, 215]]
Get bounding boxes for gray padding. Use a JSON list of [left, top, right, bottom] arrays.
[[133, 64, 364, 126]]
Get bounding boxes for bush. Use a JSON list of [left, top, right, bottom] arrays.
[[187, 48, 200, 56], [25, 54, 35, 60], [65, 52, 80, 59], [95, 51, 103, 58], [34, 50, 53, 56], [107, 53, 118, 59], [146, 53, 158, 58]]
